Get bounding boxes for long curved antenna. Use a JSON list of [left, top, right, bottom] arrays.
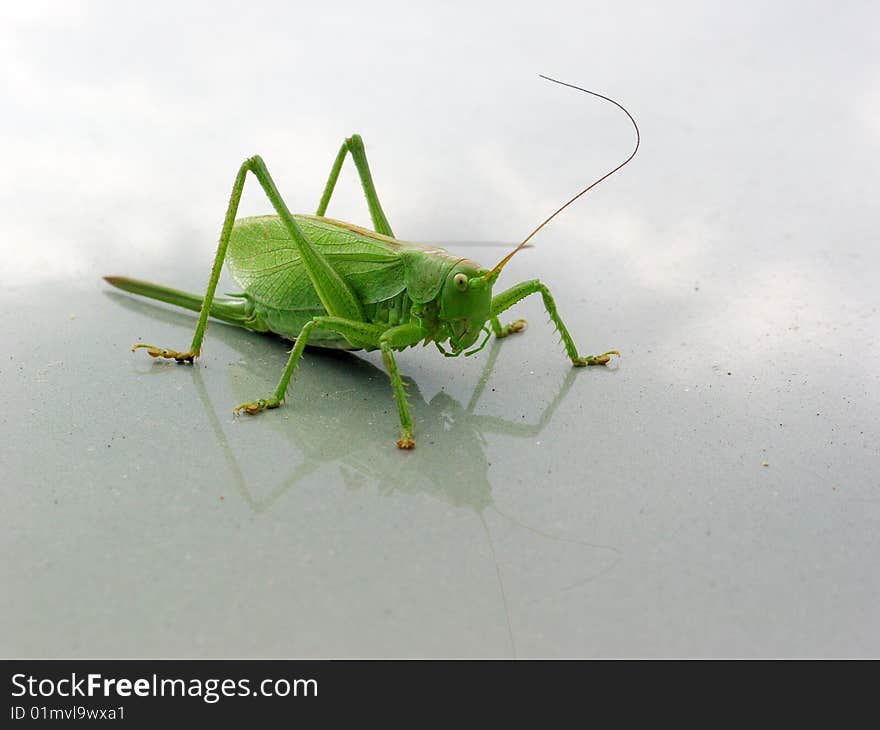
[[485, 75, 640, 279]]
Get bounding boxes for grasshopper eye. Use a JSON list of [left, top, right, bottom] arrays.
[[453, 273, 468, 291]]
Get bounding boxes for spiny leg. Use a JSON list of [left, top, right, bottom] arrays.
[[134, 155, 364, 362], [316, 134, 394, 236], [490, 279, 619, 366], [234, 316, 384, 414]]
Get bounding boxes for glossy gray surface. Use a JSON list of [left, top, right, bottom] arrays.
[[2, 1, 878, 657]]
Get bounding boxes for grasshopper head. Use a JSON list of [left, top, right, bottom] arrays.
[[439, 260, 494, 353]]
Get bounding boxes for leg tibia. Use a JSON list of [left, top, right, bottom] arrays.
[[490, 279, 619, 366], [380, 342, 415, 449], [379, 323, 425, 448], [316, 135, 394, 237], [130, 162, 250, 362]]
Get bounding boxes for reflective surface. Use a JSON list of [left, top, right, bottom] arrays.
[[2, 1, 878, 657]]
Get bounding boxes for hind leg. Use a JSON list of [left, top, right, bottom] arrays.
[[316, 134, 394, 236], [134, 155, 365, 362]]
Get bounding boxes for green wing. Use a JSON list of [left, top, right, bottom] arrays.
[[226, 215, 412, 310]]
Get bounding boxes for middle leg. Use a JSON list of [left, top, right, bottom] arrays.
[[236, 317, 427, 449], [234, 316, 384, 414]]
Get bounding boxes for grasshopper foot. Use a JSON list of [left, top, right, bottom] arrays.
[[233, 397, 281, 416], [496, 319, 527, 338], [573, 350, 620, 367], [396, 435, 415, 450], [132, 344, 198, 363]]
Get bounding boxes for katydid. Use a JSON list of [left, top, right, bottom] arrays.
[[105, 76, 639, 449]]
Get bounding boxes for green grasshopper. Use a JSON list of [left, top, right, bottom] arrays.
[[105, 76, 639, 449]]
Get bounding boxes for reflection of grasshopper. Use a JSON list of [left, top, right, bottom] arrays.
[[223, 341, 573, 512], [105, 76, 637, 448], [108, 292, 621, 655]]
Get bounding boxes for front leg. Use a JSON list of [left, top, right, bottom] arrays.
[[490, 279, 619, 366]]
